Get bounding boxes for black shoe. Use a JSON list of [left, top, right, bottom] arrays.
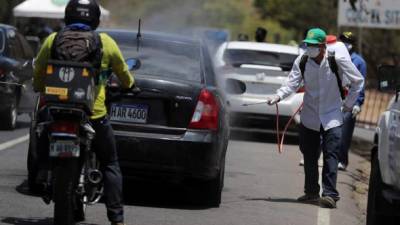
[[297, 194, 320, 202], [319, 196, 337, 208]]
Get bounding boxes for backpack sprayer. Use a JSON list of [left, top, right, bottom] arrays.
[[242, 101, 303, 154]]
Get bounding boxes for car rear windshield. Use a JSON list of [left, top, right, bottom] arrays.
[[0, 30, 4, 53], [223, 49, 298, 71], [114, 36, 202, 82]]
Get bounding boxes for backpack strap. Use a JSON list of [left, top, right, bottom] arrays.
[[327, 51, 345, 100], [299, 54, 308, 80]]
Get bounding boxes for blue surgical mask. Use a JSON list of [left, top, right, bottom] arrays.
[[305, 46, 320, 58]]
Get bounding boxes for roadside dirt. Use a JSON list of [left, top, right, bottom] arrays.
[[349, 136, 374, 224]]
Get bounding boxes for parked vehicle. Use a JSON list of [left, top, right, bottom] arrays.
[[367, 65, 400, 225], [214, 41, 302, 134], [0, 24, 37, 129], [103, 29, 230, 207]]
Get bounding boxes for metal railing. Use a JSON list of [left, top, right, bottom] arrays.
[[356, 89, 392, 129]]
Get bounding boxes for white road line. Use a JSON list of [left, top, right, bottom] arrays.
[[318, 167, 331, 225], [0, 134, 29, 152]]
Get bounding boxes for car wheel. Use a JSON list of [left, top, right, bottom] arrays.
[[202, 156, 226, 207], [366, 148, 397, 225], [0, 99, 17, 130]]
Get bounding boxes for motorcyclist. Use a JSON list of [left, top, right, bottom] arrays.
[[33, 0, 133, 224]]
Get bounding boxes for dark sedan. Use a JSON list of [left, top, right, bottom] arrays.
[[102, 29, 230, 206], [0, 24, 37, 129]]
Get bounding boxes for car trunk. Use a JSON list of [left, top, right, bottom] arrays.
[[222, 68, 285, 96], [108, 76, 202, 135]]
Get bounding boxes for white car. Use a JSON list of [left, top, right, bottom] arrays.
[[214, 41, 303, 134], [367, 65, 400, 224]]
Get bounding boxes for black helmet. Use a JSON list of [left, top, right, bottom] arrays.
[[339, 31, 356, 44], [64, 0, 101, 30]]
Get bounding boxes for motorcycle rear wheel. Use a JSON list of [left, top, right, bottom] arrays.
[[53, 159, 80, 225]]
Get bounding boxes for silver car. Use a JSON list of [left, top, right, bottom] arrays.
[[214, 41, 303, 134]]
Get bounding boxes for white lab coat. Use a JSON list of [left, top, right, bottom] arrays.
[[276, 52, 364, 131]]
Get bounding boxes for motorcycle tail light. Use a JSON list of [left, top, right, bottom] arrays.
[[50, 121, 79, 134]]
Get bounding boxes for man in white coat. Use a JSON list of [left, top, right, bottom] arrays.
[[267, 28, 364, 208]]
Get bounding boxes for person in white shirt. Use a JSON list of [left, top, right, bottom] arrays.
[[267, 28, 364, 208]]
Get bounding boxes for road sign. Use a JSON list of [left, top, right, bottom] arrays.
[[338, 0, 400, 29]]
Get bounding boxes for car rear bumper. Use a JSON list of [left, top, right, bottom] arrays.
[[229, 112, 299, 135], [113, 128, 221, 182]]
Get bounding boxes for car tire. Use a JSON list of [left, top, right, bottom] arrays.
[[0, 98, 17, 130], [202, 156, 226, 207], [366, 149, 398, 225]]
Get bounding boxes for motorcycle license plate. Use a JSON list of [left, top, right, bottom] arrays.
[[110, 104, 148, 124], [49, 141, 80, 158]]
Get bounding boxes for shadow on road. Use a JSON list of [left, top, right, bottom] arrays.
[[1, 217, 52, 225], [1, 217, 97, 225], [122, 180, 212, 210], [244, 197, 319, 206]]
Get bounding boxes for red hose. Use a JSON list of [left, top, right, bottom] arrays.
[[275, 102, 304, 154]]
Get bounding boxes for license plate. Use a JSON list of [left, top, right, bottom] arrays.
[[49, 141, 80, 158], [45, 86, 68, 96], [110, 104, 148, 124]]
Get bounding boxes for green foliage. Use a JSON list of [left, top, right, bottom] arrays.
[[0, 0, 24, 24]]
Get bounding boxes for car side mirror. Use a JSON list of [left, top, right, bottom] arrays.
[[125, 58, 141, 71], [377, 65, 400, 101]]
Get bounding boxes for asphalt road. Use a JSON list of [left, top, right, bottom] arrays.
[[0, 115, 366, 225]]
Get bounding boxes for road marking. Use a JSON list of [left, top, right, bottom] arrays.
[[0, 134, 29, 152], [318, 167, 331, 225]]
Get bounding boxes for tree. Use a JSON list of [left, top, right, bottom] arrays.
[[0, 0, 24, 24]]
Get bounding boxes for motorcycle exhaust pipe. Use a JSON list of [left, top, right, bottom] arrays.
[[87, 169, 103, 185]]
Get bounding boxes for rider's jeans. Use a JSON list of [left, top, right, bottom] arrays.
[[91, 117, 124, 223]]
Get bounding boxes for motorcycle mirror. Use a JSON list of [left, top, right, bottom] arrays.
[[125, 58, 141, 71]]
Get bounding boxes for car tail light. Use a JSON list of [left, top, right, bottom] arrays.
[[189, 89, 219, 130], [50, 121, 79, 134], [297, 86, 305, 93]]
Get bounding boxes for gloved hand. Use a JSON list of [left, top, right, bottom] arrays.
[[352, 105, 361, 118], [267, 95, 280, 105]]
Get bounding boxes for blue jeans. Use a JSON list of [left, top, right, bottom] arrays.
[[91, 118, 124, 223], [299, 124, 341, 201], [340, 111, 356, 166]]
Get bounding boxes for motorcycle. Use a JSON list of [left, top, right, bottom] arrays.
[[28, 59, 139, 225]]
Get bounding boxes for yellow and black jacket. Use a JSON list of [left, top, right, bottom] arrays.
[[33, 32, 134, 119]]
